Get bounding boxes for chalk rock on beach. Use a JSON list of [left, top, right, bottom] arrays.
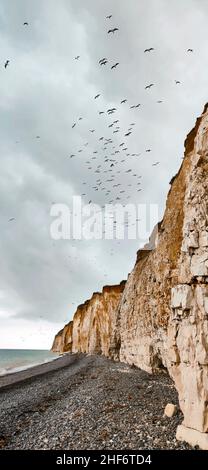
[[164, 403, 177, 418]]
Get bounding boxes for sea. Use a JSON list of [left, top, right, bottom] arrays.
[[0, 349, 59, 377]]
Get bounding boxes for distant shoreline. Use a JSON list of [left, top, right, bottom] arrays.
[[0, 356, 59, 379], [0, 353, 77, 391]]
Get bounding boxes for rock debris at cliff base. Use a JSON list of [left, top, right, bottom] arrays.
[[0, 355, 190, 450]]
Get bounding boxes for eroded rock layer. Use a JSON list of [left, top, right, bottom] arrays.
[[52, 105, 208, 445], [52, 282, 126, 356], [115, 104, 208, 436]]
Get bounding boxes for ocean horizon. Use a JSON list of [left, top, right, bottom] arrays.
[[0, 349, 58, 376]]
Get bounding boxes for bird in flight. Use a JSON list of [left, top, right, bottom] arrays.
[[78, 117, 83, 120], [94, 94, 101, 99], [36, 135, 40, 139], [108, 28, 119, 34], [111, 62, 119, 69], [144, 48, 154, 53], [187, 48, 193, 52], [175, 80, 181, 84], [99, 111, 105, 115], [135, 103, 141, 108], [99, 58, 108, 66], [106, 15, 112, 19], [75, 56, 80, 60], [72, 123, 76, 128], [145, 83, 154, 90], [121, 99, 127, 104], [107, 107, 117, 113], [152, 162, 160, 166], [146, 149, 151, 153], [4, 60, 9, 69], [23, 22, 29, 26], [125, 132, 132, 137], [8, 218, 15, 222], [90, 129, 95, 133], [70, 154, 75, 158], [157, 100, 163, 103]]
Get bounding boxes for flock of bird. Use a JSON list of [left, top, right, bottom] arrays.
[[2, 12, 197, 335], [64, 15, 194, 209], [4, 15, 194, 220]]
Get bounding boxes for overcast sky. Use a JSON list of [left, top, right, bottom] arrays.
[[0, 0, 208, 349]]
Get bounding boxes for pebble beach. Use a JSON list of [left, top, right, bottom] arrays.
[[0, 354, 191, 450]]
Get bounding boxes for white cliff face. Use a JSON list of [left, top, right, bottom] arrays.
[[52, 322, 73, 353], [115, 104, 208, 446], [52, 283, 126, 356], [167, 108, 208, 437], [52, 105, 208, 448]]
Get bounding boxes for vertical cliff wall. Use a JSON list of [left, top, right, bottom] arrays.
[[112, 104, 208, 447], [52, 105, 208, 448], [52, 282, 126, 356]]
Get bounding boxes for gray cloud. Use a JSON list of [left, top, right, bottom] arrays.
[[0, 0, 208, 346]]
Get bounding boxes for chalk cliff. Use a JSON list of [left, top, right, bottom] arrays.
[[52, 282, 126, 356], [53, 105, 208, 448]]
